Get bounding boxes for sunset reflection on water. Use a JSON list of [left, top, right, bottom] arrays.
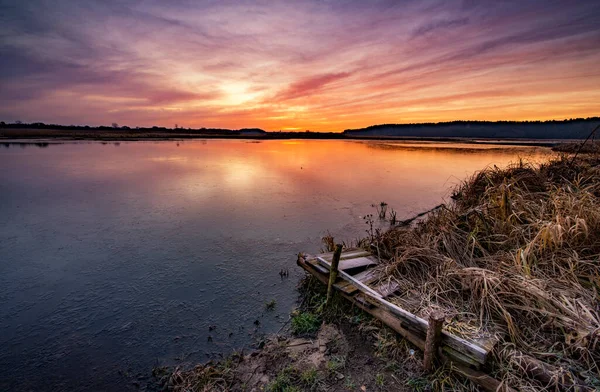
[[0, 139, 551, 391]]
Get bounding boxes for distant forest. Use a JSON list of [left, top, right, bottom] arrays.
[[343, 117, 600, 139], [1, 117, 599, 139], [0, 121, 266, 136]]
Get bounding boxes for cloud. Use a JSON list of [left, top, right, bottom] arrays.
[[273, 72, 353, 101], [411, 17, 470, 38]]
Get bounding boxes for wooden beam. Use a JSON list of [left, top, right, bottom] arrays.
[[315, 256, 489, 366], [326, 244, 343, 305], [338, 256, 378, 270], [316, 249, 371, 261], [423, 310, 445, 372]]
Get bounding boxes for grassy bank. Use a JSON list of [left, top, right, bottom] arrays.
[[368, 153, 600, 390]]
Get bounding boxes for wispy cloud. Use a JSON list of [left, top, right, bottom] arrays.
[[411, 17, 469, 38], [273, 72, 353, 101]]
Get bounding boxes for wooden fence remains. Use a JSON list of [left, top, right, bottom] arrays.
[[297, 248, 515, 392]]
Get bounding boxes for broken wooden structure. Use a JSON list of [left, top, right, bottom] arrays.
[[298, 247, 514, 392]]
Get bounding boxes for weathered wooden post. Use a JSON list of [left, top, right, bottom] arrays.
[[326, 244, 343, 305], [423, 310, 445, 373]]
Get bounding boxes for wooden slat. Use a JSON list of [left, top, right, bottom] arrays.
[[317, 249, 371, 262], [373, 280, 400, 297], [307, 259, 329, 275], [296, 255, 512, 392], [442, 345, 481, 368], [352, 268, 381, 283], [334, 280, 358, 295], [316, 256, 489, 366], [353, 293, 376, 309], [308, 257, 368, 295], [340, 268, 382, 295], [339, 256, 378, 270]]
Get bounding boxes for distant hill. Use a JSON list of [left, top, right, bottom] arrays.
[[343, 118, 600, 139], [2, 118, 600, 140]]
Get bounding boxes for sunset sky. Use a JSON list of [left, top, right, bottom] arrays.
[[1, 0, 599, 131]]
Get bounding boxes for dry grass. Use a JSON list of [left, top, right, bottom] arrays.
[[153, 354, 241, 392], [371, 154, 600, 390], [553, 140, 600, 154]]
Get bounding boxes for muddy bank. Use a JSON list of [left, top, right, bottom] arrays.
[[155, 323, 410, 392], [151, 277, 474, 392]]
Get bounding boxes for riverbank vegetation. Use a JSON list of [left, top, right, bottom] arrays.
[[365, 152, 600, 390]]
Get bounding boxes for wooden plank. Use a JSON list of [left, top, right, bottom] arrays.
[[296, 256, 512, 392], [339, 256, 378, 270], [340, 268, 382, 295], [308, 258, 365, 295], [317, 249, 371, 262], [354, 293, 376, 309], [442, 346, 481, 369], [318, 257, 385, 298], [334, 280, 357, 294], [373, 280, 400, 297], [340, 250, 372, 260], [473, 336, 501, 353], [307, 259, 329, 275], [352, 268, 381, 283], [316, 256, 489, 366]]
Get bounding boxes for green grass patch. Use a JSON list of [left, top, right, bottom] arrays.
[[268, 367, 300, 392], [291, 312, 320, 335], [325, 355, 346, 373], [375, 373, 385, 388], [300, 368, 320, 390]]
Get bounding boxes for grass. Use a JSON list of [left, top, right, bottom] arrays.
[[268, 366, 322, 392], [267, 367, 301, 392], [325, 355, 346, 373], [300, 368, 320, 390], [375, 373, 385, 388], [153, 351, 244, 391], [405, 376, 429, 391], [290, 311, 320, 335], [344, 376, 356, 389], [367, 153, 600, 390]]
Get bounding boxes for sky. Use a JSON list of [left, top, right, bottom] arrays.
[[1, 0, 599, 132]]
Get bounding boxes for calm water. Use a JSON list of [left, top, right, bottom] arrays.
[[0, 140, 549, 391]]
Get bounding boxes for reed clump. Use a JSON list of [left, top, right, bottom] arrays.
[[372, 154, 600, 390]]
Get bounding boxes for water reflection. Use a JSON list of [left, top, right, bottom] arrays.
[[2, 142, 50, 148], [0, 140, 551, 391]]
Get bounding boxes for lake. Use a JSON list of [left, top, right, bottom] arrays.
[[0, 139, 550, 391]]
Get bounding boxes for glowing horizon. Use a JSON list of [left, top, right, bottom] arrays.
[[1, 1, 599, 132]]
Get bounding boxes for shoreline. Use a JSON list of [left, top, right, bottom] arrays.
[[0, 128, 571, 148]]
